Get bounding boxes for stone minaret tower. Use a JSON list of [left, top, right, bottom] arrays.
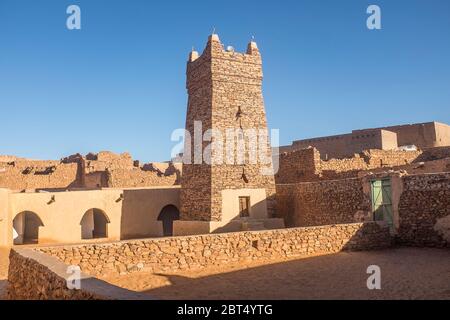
[[180, 34, 276, 224]]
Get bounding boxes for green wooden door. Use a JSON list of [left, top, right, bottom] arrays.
[[371, 179, 393, 229]]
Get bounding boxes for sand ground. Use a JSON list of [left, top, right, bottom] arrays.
[[0, 247, 448, 300], [102, 247, 450, 300], [0, 247, 10, 300]]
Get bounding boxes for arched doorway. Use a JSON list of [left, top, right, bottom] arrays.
[[13, 211, 44, 245], [158, 205, 180, 236], [80, 208, 110, 239]]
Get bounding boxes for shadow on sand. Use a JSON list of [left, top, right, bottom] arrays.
[[139, 248, 450, 300]]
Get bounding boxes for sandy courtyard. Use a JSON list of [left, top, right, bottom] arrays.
[[102, 247, 450, 300]]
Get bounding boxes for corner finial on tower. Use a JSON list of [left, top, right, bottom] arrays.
[[246, 36, 259, 55], [188, 46, 199, 62], [208, 26, 220, 43]]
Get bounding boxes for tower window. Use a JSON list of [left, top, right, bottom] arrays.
[[239, 196, 250, 218]]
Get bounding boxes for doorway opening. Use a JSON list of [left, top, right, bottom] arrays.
[[80, 208, 110, 239], [13, 211, 44, 245], [239, 196, 251, 218], [158, 205, 180, 236], [371, 178, 393, 229]]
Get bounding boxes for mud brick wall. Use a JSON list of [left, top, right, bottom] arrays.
[[397, 173, 450, 247], [7, 249, 149, 300], [36, 223, 390, 278]]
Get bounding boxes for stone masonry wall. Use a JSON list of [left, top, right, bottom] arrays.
[[276, 147, 424, 184], [181, 34, 276, 221], [0, 159, 80, 191], [0, 151, 180, 191], [276, 178, 370, 227], [397, 173, 450, 247], [36, 222, 391, 277], [7, 248, 149, 300]]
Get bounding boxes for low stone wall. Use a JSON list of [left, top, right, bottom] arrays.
[[7, 248, 151, 300], [37, 222, 391, 277], [397, 173, 450, 247]]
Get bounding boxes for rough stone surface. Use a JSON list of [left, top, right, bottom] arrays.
[[37, 222, 391, 277], [276, 147, 423, 183], [180, 35, 276, 221], [0, 151, 180, 191], [276, 178, 370, 227], [7, 248, 151, 300], [398, 173, 450, 247]]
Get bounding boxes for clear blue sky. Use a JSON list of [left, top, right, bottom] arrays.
[[0, 0, 449, 162]]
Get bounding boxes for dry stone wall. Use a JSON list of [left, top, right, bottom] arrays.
[[0, 151, 180, 190], [0, 159, 80, 191], [397, 173, 450, 247], [7, 248, 150, 300], [276, 147, 426, 184], [276, 178, 370, 227], [37, 222, 391, 277]]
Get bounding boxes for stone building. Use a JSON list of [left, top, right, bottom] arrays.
[[281, 121, 450, 159], [177, 34, 281, 234], [0, 34, 448, 249]]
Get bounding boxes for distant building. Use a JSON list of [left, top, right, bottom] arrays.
[[281, 122, 450, 159]]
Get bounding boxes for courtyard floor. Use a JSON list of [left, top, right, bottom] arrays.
[[102, 247, 450, 300], [0, 246, 448, 300]]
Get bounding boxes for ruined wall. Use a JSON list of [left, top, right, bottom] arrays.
[[84, 153, 181, 188], [37, 222, 391, 277], [276, 148, 423, 184], [106, 163, 181, 188], [7, 249, 149, 300], [397, 173, 450, 247], [275, 148, 321, 183], [0, 151, 181, 191], [416, 146, 450, 162], [0, 160, 81, 191]]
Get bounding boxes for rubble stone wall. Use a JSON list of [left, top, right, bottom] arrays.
[[397, 173, 450, 247], [276, 148, 424, 184], [0, 160, 80, 191], [7, 248, 150, 300], [37, 222, 391, 277], [276, 178, 370, 227]]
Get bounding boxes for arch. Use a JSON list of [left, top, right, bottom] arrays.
[[80, 208, 110, 240], [13, 211, 44, 245], [157, 205, 180, 236]]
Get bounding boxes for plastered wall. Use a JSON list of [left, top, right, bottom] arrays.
[[0, 187, 181, 246]]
